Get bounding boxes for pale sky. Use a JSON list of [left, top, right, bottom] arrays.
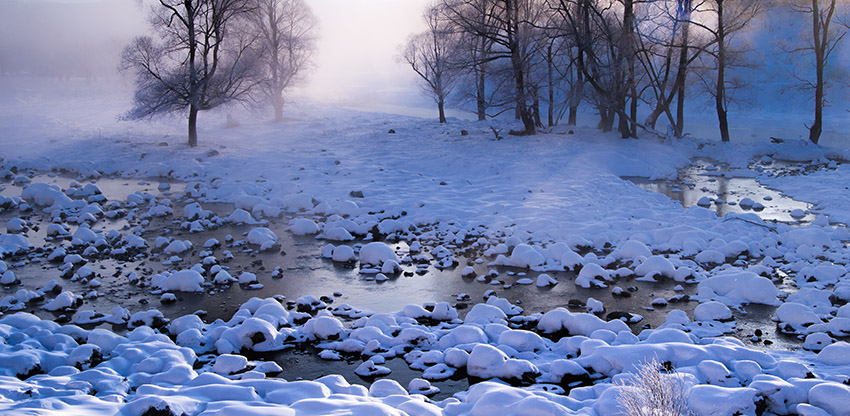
[[0, 0, 433, 108], [305, 0, 431, 105]]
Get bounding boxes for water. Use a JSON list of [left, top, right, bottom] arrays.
[[0, 170, 805, 397], [625, 158, 817, 225]]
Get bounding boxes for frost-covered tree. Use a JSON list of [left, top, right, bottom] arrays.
[[251, 0, 318, 122], [785, 0, 849, 144], [121, 0, 260, 147], [403, 3, 461, 123]]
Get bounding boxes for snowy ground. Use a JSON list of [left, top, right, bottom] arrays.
[[1, 76, 850, 415]]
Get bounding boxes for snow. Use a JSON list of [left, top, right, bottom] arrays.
[[359, 242, 399, 266], [247, 228, 278, 249], [331, 245, 355, 262], [694, 301, 733, 322], [696, 271, 780, 306], [151, 270, 205, 292], [4, 77, 850, 416], [289, 218, 319, 235]]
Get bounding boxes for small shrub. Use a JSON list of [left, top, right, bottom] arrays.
[[616, 358, 692, 416]]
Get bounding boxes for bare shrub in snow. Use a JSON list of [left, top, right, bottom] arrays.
[[615, 358, 692, 416]]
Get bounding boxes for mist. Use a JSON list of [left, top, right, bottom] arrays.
[[0, 0, 435, 113], [0, 0, 146, 79]]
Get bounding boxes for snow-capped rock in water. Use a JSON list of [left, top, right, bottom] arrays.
[[576, 263, 611, 288], [505, 244, 545, 269], [247, 227, 278, 251], [151, 270, 205, 292], [289, 217, 319, 235], [696, 270, 780, 307], [359, 242, 399, 267], [535, 273, 558, 287], [331, 245, 355, 262], [227, 208, 259, 224]]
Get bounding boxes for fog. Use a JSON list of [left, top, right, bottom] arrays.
[[0, 0, 432, 111]]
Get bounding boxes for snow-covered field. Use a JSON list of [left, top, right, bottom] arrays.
[[2, 76, 850, 415]]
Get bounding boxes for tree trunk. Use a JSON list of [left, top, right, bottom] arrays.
[[674, 0, 692, 138], [438, 98, 447, 123], [477, 65, 487, 121], [623, 0, 637, 138], [188, 106, 199, 147], [618, 99, 631, 138], [547, 44, 555, 127], [599, 107, 615, 132], [716, 0, 730, 143], [809, 0, 827, 145], [476, 24, 488, 121], [273, 91, 284, 122], [568, 54, 584, 126]]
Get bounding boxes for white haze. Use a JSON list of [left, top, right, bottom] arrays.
[[0, 0, 434, 112]]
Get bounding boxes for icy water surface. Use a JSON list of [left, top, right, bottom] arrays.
[[0, 170, 804, 398], [626, 158, 817, 224]]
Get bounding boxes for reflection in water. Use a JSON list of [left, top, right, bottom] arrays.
[[626, 159, 816, 225]]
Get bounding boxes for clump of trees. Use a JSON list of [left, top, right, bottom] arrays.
[[404, 0, 848, 144], [121, 0, 318, 146]]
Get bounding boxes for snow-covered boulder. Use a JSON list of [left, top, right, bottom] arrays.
[[696, 271, 779, 306], [151, 270, 205, 292], [359, 242, 399, 266], [247, 227, 278, 251], [289, 218, 319, 235]]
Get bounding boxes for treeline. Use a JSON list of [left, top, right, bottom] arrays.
[[402, 0, 849, 144]]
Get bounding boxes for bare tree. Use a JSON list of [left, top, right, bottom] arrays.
[[636, 0, 701, 137], [443, 0, 541, 134], [786, 0, 848, 144], [121, 0, 260, 146], [450, 0, 499, 120], [690, 0, 763, 142], [548, 0, 641, 137], [403, 3, 461, 123], [251, 0, 318, 122]]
